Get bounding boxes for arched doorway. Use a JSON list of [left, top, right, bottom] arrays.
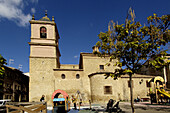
[[51, 89, 69, 99], [52, 89, 69, 113]]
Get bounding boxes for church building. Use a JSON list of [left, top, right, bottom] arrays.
[[29, 12, 156, 105]]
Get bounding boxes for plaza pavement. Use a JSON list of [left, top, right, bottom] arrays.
[[47, 102, 170, 113], [120, 102, 170, 113]]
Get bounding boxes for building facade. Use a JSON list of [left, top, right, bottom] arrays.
[[0, 66, 29, 102], [29, 13, 155, 105]]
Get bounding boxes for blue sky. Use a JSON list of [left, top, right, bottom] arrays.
[[0, 0, 169, 73]]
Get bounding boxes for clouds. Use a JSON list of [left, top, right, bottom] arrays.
[[74, 55, 79, 58], [31, 8, 36, 14], [0, 0, 37, 27], [31, 0, 38, 3]]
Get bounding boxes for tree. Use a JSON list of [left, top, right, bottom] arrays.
[[95, 8, 170, 113], [0, 54, 6, 76]]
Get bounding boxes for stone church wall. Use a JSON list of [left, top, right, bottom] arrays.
[[29, 57, 56, 104], [81, 54, 117, 101], [53, 70, 89, 100], [90, 74, 151, 103]]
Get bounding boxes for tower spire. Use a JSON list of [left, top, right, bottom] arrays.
[[52, 16, 54, 21], [45, 10, 48, 17], [32, 14, 35, 20]]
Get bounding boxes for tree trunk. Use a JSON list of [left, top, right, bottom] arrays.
[[130, 74, 135, 113]]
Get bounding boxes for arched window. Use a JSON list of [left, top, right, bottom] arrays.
[[61, 74, 66, 79], [76, 74, 80, 79], [40, 27, 47, 38]]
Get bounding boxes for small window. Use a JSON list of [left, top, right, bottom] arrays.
[[76, 74, 80, 79], [9, 84, 12, 89], [104, 86, 112, 94], [100, 65, 104, 70], [61, 74, 66, 79], [40, 27, 47, 38], [146, 80, 151, 87], [15, 85, 17, 90], [18, 86, 20, 90]]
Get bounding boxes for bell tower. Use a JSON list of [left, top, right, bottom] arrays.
[[29, 12, 60, 66], [29, 11, 61, 102]]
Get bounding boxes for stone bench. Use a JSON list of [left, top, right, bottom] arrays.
[[141, 98, 150, 101]]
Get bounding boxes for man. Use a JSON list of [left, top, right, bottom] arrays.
[[40, 95, 45, 112], [40, 95, 45, 102], [72, 95, 77, 110], [106, 99, 114, 113]]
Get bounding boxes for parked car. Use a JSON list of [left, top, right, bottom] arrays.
[[0, 99, 11, 106], [0, 99, 11, 113]]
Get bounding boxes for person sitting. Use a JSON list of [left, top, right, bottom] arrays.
[[106, 99, 114, 113], [106, 99, 121, 112], [137, 95, 140, 102], [134, 95, 140, 102], [113, 100, 120, 109]]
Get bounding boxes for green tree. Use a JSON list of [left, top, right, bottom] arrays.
[[95, 8, 170, 113], [0, 54, 6, 75]]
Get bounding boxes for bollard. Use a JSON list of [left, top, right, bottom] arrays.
[[45, 102, 47, 113], [6, 106, 9, 113], [79, 102, 80, 111], [89, 100, 91, 110]]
